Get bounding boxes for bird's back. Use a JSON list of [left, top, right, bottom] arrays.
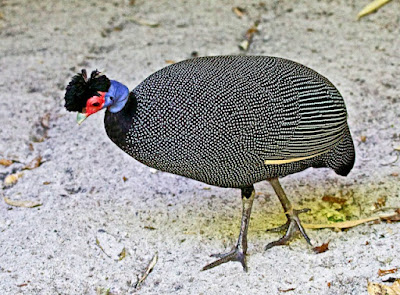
[[114, 56, 354, 187]]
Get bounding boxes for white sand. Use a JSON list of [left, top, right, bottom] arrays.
[[1, 1, 399, 294]]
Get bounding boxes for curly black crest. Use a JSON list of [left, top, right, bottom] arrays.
[[64, 69, 111, 112]]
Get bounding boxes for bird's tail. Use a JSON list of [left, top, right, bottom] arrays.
[[326, 126, 355, 176]]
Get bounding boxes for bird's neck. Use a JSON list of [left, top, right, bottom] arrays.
[[107, 80, 130, 113], [108, 97, 128, 113], [109, 90, 137, 117], [124, 91, 137, 116], [104, 91, 137, 151]]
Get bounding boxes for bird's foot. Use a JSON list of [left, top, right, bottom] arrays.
[[202, 246, 247, 272], [266, 222, 291, 233], [265, 208, 311, 250]]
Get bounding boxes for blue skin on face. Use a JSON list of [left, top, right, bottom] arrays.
[[104, 80, 130, 113]]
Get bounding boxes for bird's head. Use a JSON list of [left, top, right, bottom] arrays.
[[64, 69, 129, 124]]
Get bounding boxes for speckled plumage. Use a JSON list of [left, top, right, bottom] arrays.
[[103, 56, 355, 187]]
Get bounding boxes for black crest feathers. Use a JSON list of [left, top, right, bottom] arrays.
[[64, 69, 111, 112]]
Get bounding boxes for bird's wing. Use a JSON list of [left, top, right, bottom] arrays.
[[264, 75, 348, 163], [224, 69, 348, 164]]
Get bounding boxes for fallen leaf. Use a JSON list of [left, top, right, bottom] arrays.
[[113, 25, 124, 31], [0, 159, 13, 166], [358, 0, 393, 20], [129, 17, 160, 28], [303, 212, 400, 229], [135, 252, 158, 289], [374, 196, 387, 209], [4, 172, 23, 186], [245, 25, 259, 40], [144, 226, 156, 230], [165, 60, 176, 64], [96, 230, 125, 261], [246, 22, 258, 42], [395, 146, 400, 152], [239, 40, 250, 51], [381, 210, 400, 222], [360, 135, 367, 142], [322, 195, 347, 205], [382, 153, 399, 166], [232, 7, 246, 18], [122, 176, 128, 182], [313, 241, 330, 254], [367, 279, 400, 295], [239, 20, 260, 51], [23, 156, 43, 170], [96, 287, 110, 295], [41, 113, 50, 129], [119, 247, 126, 261], [378, 268, 398, 277], [3, 197, 42, 208], [391, 172, 399, 177]]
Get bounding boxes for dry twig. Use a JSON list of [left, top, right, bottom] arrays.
[[303, 211, 400, 230], [357, 0, 392, 20], [135, 252, 158, 289]]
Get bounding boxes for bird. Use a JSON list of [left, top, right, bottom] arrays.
[[64, 56, 355, 271]]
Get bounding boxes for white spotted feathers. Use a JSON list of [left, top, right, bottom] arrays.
[[111, 56, 355, 188]]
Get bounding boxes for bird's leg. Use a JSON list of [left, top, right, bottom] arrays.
[[202, 186, 255, 272], [265, 178, 312, 250]]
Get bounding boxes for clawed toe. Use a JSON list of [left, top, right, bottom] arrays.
[[266, 220, 290, 233], [202, 187, 255, 272], [210, 251, 232, 259], [265, 208, 312, 251], [202, 248, 247, 271]]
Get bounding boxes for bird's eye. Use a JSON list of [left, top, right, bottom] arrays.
[[92, 102, 100, 107], [110, 96, 114, 101]]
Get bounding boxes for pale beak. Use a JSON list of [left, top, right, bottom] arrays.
[[76, 112, 88, 125]]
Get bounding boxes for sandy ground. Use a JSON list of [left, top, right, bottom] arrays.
[[0, 0, 399, 294]]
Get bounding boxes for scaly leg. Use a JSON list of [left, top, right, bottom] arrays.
[[265, 178, 312, 250], [202, 186, 255, 272]]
